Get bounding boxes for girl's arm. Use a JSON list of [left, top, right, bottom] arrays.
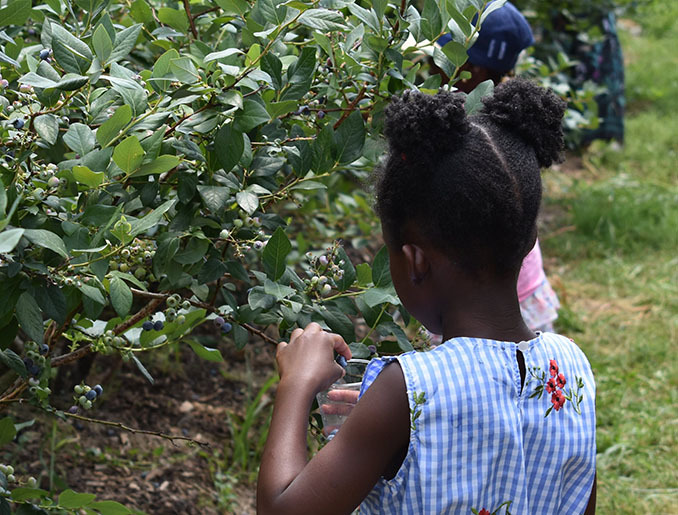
[[257, 323, 410, 515], [584, 472, 597, 515]]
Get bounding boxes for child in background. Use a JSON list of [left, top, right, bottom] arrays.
[[440, 0, 562, 334], [257, 79, 596, 514]]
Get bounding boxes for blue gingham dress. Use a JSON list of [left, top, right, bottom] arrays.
[[358, 332, 596, 514]]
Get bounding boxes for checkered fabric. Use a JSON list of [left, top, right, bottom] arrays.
[[358, 332, 596, 514]]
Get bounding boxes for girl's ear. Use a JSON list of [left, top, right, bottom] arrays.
[[401, 244, 430, 284]]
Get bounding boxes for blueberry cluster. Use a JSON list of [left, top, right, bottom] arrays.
[[22, 340, 49, 377], [303, 245, 346, 298], [227, 215, 268, 258], [213, 316, 232, 334], [142, 320, 164, 332], [92, 330, 126, 353], [164, 294, 189, 324], [108, 236, 157, 282], [0, 464, 16, 484], [70, 383, 104, 412]]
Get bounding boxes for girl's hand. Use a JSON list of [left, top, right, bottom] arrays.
[[276, 322, 352, 394]]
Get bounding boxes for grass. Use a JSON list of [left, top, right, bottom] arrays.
[[541, 3, 678, 512]]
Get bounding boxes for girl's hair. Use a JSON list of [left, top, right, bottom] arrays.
[[373, 78, 566, 276]]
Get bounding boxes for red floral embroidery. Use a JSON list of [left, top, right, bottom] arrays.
[[551, 390, 566, 411], [556, 373, 567, 388], [478, 510, 490, 515], [549, 359, 559, 377], [527, 356, 585, 417]]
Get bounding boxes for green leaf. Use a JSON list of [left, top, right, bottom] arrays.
[[464, 79, 495, 115], [18, 72, 57, 89], [204, 48, 243, 63], [263, 279, 295, 300], [97, 104, 132, 147], [55, 74, 89, 91], [51, 24, 93, 74], [215, 0, 249, 16], [260, 53, 282, 90], [347, 4, 380, 32], [16, 292, 44, 344], [150, 48, 180, 93], [362, 286, 399, 308], [109, 277, 133, 317], [0, 417, 16, 446], [233, 99, 271, 133], [0, 0, 31, 27], [298, 8, 346, 31], [441, 39, 469, 68], [348, 342, 371, 359], [214, 123, 244, 173], [318, 305, 355, 343], [334, 111, 365, 164], [262, 227, 291, 280], [63, 123, 96, 156], [129, 199, 175, 236], [421, 0, 442, 41], [58, 489, 96, 510], [33, 114, 59, 145], [266, 100, 298, 119], [72, 166, 105, 188], [34, 282, 67, 325], [77, 283, 107, 305], [110, 24, 142, 63], [157, 7, 189, 32], [197, 186, 231, 212], [188, 341, 224, 362], [0, 228, 24, 254], [134, 155, 180, 177], [9, 487, 49, 502], [23, 229, 69, 259], [170, 57, 200, 84], [92, 24, 113, 63], [236, 191, 258, 215], [88, 500, 133, 515], [356, 263, 372, 287], [0, 349, 27, 378], [113, 135, 145, 173], [371, 246, 392, 287]]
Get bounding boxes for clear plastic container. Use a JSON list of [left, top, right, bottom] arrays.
[[316, 359, 370, 437]]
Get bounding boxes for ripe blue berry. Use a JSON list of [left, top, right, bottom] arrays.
[[85, 389, 97, 401], [39, 343, 49, 355], [93, 384, 103, 396], [153, 320, 164, 331], [336, 355, 347, 368], [221, 322, 232, 333], [142, 321, 154, 331], [39, 49, 50, 60], [213, 316, 225, 328], [12, 119, 24, 130], [317, 111, 326, 119], [368, 345, 377, 355], [67, 405, 79, 414]]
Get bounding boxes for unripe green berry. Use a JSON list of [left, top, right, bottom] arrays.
[[321, 284, 332, 296], [119, 263, 129, 272], [74, 385, 84, 394], [84, 400, 92, 409], [176, 314, 186, 324], [134, 267, 146, 279], [219, 229, 230, 239], [181, 300, 190, 310]]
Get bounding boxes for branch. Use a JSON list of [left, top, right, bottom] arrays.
[[183, 0, 199, 39], [333, 86, 367, 130], [65, 412, 210, 447]]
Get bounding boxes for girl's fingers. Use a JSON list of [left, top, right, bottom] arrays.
[[326, 389, 360, 403], [290, 327, 304, 342], [320, 403, 355, 416], [330, 333, 352, 360]]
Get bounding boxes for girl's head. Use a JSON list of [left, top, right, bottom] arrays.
[[373, 79, 566, 331]]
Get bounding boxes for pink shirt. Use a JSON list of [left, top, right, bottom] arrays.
[[517, 240, 546, 302]]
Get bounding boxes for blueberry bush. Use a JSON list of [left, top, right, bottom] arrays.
[[0, 0, 505, 511]]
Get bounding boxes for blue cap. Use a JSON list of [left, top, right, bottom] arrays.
[[439, 1, 534, 73]]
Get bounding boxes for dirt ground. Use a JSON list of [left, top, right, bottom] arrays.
[[4, 333, 278, 515]]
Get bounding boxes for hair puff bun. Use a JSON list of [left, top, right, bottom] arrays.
[[384, 90, 470, 161], [480, 78, 567, 168]]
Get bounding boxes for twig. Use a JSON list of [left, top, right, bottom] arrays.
[[183, 0, 199, 39], [333, 86, 367, 130], [128, 289, 280, 346], [65, 412, 210, 447], [49, 298, 164, 368]]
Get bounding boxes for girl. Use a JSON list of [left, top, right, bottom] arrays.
[[257, 79, 596, 514]]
